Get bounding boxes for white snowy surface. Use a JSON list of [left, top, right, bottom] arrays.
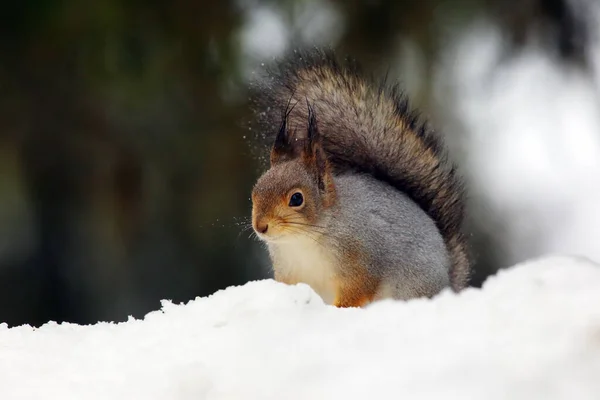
[[1, 256, 600, 400]]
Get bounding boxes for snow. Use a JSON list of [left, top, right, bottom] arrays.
[[1, 256, 600, 399]]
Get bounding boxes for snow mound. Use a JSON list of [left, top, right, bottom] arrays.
[[1, 256, 600, 399]]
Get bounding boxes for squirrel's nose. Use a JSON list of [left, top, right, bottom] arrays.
[[256, 222, 269, 234]]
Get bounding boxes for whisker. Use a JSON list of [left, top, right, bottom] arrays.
[[281, 226, 324, 246], [280, 211, 343, 225], [282, 224, 338, 247], [283, 225, 332, 240], [235, 224, 254, 241], [283, 220, 329, 230], [248, 230, 261, 241]]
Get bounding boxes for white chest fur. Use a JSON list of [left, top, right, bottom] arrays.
[[268, 235, 337, 304]]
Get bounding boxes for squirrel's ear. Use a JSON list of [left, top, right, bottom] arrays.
[[304, 104, 332, 194], [270, 98, 300, 165], [270, 115, 295, 165]]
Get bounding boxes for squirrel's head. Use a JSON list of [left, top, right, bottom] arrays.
[[251, 104, 336, 243]]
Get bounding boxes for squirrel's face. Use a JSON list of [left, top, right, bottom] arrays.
[[252, 160, 327, 242], [251, 103, 335, 243]]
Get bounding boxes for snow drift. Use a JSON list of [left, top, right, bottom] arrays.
[[1, 256, 600, 399]]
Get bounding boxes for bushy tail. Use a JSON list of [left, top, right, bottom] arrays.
[[251, 48, 470, 290]]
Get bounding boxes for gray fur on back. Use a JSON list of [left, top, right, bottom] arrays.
[[326, 172, 451, 299]]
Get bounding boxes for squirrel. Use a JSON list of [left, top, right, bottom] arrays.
[[249, 49, 470, 307]]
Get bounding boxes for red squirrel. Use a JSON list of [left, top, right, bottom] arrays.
[[250, 49, 470, 307]]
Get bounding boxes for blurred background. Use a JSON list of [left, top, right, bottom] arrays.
[[1, 0, 599, 327]]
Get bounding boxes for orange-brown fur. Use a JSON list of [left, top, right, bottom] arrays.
[[333, 244, 379, 308]]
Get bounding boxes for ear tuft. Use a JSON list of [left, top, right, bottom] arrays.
[[304, 102, 330, 192], [270, 96, 299, 165]]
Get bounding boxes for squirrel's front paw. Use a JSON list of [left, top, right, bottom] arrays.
[[333, 281, 376, 308]]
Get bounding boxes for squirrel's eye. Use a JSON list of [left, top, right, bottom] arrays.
[[289, 192, 304, 207]]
